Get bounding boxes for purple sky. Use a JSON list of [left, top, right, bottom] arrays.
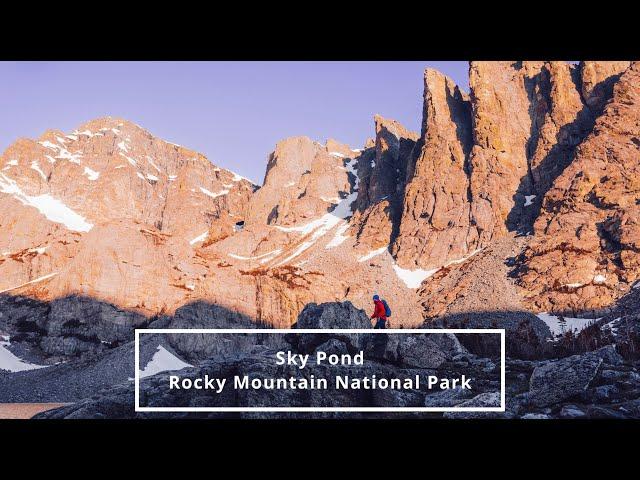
[[0, 61, 469, 184]]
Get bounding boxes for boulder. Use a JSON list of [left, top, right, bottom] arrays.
[[442, 392, 504, 419], [527, 346, 621, 407]]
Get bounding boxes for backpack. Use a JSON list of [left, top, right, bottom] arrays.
[[381, 299, 392, 317]]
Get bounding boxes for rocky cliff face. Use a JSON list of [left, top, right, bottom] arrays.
[[392, 68, 473, 270], [244, 136, 353, 228], [0, 117, 256, 355], [183, 114, 429, 330], [1, 61, 639, 365], [581, 61, 631, 113], [518, 62, 640, 313], [387, 61, 638, 316], [350, 115, 418, 252], [467, 61, 545, 241], [392, 62, 592, 271]]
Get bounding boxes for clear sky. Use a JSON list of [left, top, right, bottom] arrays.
[[0, 61, 469, 184]]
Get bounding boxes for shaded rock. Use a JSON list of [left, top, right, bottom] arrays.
[[524, 61, 594, 228], [521, 413, 551, 419], [442, 392, 504, 419], [316, 338, 349, 356], [527, 347, 623, 407], [363, 333, 453, 369], [371, 388, 425, 408], [291, 301, 371, 353], [166, 301, 285, 362], [396, 335, 448, 368], [0, 333, 173, 403], [350, 115, 418, 252], [559, 404, 587, 418], [423, 385, 474, 407], [296, 301, 370, 330]]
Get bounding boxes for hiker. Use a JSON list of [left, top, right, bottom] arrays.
[[371, 294, 390, 329]]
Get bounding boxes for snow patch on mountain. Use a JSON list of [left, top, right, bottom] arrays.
[[232, 172, 249, 182], [393, 264, 438, 289], [325, 222, 350, 249], [119, 153, 137, 166], [189, 230, 209, 245], [273, 157, 360, 264], [146, 156, 161, 173], [276, 240, 318, 266], [75, 129, 103, 138], [139, 345, 192, 379], [0, 337, 46, 373], [39, 141, 59, 150], [56, 148, 82, 164], [39, 141, 83, 164], [30, 161, 47, 181], [391, 249, 483, 289], [0, 174, 93, 232], [358, 246, 388, 262], [228, 249, 282, 263], [200, 187, 229, 199], [83, 167, 100, 181], [444, 249, 483, 267], [0, 272, 59, 295], [593, 274, 607, 284]]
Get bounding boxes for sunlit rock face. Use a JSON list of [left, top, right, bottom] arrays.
[[2, 61, 639, 361]]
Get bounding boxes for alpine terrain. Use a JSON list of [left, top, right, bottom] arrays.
[[1, 61, 639, 419]]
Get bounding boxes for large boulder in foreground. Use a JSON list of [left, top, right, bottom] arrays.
[[527, 345, 623, 407], [295, 301, 371, 330], [291, 301, 371, 353]]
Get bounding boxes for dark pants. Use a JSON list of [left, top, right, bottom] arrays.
[[374, 318, 386, 329]]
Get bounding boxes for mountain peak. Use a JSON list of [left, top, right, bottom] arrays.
[[75, 116, 137, 133]]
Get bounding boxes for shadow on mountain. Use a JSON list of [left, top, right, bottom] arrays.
[[347, 133, 416, 252], [0, 293, 268, 362], [506, 65, 595, 234], [1, 290, 635, 406], [0, 294, 268, 403], [1, 291, 629, 365]]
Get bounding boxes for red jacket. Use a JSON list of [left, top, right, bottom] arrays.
[[371, 300, 387, 320]]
